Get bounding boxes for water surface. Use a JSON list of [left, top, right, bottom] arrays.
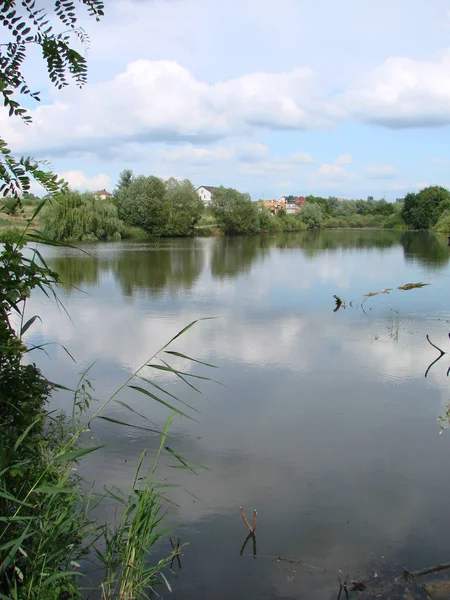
[[28, 230, 450, 599]]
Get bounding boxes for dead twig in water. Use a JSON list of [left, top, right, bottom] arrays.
[[424, 334, 447, 378], [240, 531, 257, 558], [337, 575, 349, 600], [403, 561, 450, 579], [169, 536, 182, 570], [240, 507, 257, 534]]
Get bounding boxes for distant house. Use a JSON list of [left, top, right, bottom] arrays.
[[281, 195, 306, 214], [95, 189, 112, 200], [196, 186, 217, 206]]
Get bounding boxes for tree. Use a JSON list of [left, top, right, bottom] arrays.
[[210, 186, 260, 235], [402, 186, 450, 229], [116, 169, 134, 191], [0, 0, 104, 200], [300, 203, 323, 230], [164, 177, 204, 236], [116, 175, 169, 235], [43, 190, 124, 241]]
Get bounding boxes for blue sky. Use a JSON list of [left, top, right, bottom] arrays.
[[3, 0, 450, 200]]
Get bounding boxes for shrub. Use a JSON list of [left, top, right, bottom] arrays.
[[435, 214, 450, 234], [300, 203, 324, 230]]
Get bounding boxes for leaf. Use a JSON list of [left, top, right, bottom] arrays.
[[160, 317, 216, 351], [97, 416, 162, 434], [20, 314, 41, 336], [13, 418, 40, 451], [40, 570, 82, 586], [54, 444, 106, 462], [32, 486, 74, 494], [164, 350, 217, 369], [114, 399, 150, 421], [128, 385, 194, 421], [160, 571, 172, 592]]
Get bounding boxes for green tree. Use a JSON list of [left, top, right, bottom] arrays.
[[402, 186, 450, 229], [43, 190, 124, 241], [116, 175, 168, 235], [117, 168, 134, 191], [300, 203, 324, 230], [164, 177, 204, 236], [210, 186, 260, 235]]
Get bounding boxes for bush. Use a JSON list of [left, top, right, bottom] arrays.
[[122, 225, 150, 239], [382, 213, 407, 229], [300, 203, 324, 230], [435, 214, 450, 234], [1, 197, 18, 215], [43, 190, 124, 241]]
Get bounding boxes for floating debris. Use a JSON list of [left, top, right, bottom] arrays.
[[333, 295, 346, 312], [398, 282, 430, 291]]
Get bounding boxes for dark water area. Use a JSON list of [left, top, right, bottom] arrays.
[[26, 230, 450, 599]]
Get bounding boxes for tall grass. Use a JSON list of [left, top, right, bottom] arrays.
[[1, 317, 217, 599]]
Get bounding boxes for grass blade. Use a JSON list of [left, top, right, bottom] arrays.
[[54, 445, 106, 463], [20, 314, 41, 337], [97, 416, 162, 434], [164, 350, 217, 369], [128, 385, 195, 421]]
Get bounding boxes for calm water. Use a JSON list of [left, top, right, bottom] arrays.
[[27, 230, 450, 599]]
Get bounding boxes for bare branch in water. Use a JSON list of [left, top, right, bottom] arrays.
[[403, 561, 450, 579], [425, 334, 447, 377]]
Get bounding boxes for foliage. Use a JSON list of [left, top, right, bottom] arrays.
[[115, 175, 169, 236], [300, 203, 324, 230], [116, 168, 134, 191], [402, 186, 450, 230], [435, 214, 450, 234], [164, 177, 204, 236], [210, 186, 260, 235], [382, 213, 407, 230], [0, 0, 104, 199], [43, 190, 124, 241]]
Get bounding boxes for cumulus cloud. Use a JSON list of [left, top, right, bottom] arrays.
[[364, 163, 397, 179], [1, 60, 336, 158], [340, 50, 450, 128], [58, 170, 112, 191], [334, 153, 352, 165], [315, 164, 356, 180], [156, 143, 314, 180]]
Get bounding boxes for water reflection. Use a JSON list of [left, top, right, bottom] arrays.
[[46, 231, 450, 296], [401, 231, 450, 269], [29, 230, 450, 600], [112, 244, 204, 297]]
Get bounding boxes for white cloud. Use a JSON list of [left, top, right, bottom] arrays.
[[58, 170, 112, 191], [1, 60, 336, 158], [314, 164, 356, 180], [340, 49, 450, 128], [364, 163, 397, 179], [335, 153, 352, 165]]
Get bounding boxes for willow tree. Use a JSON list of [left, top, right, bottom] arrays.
[[43, 190, 124, 241]]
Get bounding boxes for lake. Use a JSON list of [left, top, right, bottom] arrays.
[[27, 229, 450, 599]]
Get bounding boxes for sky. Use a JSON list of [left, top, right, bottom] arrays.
[[3, 0, 450, 200]]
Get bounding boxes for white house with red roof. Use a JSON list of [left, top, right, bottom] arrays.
[[95, 189, 112, 200]]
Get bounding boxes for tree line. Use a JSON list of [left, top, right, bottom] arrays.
[[34, 176, 450, 242]]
